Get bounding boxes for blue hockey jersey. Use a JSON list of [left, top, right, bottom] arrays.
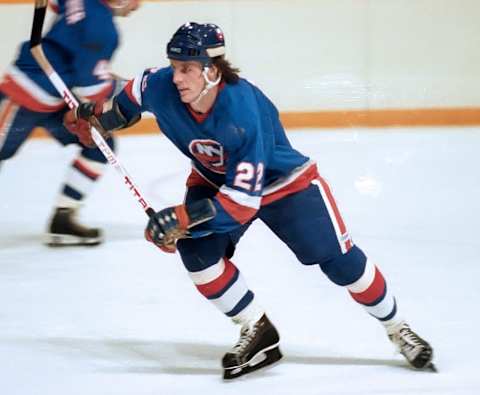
[[0, 0, 119, 112], [117, 67, 319, 235]]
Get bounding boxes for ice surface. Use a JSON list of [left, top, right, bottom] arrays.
[[1, 128, 479, 394]]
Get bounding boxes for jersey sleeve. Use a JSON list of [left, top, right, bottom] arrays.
[[114, 68, 157, 121], [190, 122, 266, 237]]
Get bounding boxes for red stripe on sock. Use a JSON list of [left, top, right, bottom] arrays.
[[73, 159, 100, 180], [196, 259, 237, 298], [349, 266, 386, 305]]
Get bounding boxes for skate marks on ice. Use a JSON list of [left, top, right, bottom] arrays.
[[0, 337, 219, 376], [0, 232, 43, 251], [0, 222, 147, 252], [2, 337, 409, 376]]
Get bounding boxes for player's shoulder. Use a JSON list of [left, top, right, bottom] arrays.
[[218, 79, 269, 131], [223, 78, 272, 114], [137, 66, 174, 94], [143, 66, 173, 81], [127, 66, 175, 107], [209, 82, 256, 150]]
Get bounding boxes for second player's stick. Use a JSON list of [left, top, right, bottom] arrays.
[[29, 0, 155, 218]]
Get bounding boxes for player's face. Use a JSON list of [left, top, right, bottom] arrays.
[[108, 0, 140, 17], [170, 60, 206, 103]]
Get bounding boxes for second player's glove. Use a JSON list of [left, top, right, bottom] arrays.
[[63, 101, 104, 147], [145, 199, 216, 253]]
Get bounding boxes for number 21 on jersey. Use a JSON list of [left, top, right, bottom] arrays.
[[234, 162, 264, 192]]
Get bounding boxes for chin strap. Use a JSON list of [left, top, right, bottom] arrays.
[[191, 66, 222, 106]]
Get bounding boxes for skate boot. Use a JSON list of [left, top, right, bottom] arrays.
[[387, 321, 435, 371], [222, 314, 282, 380], [45, 208, 103, 246]]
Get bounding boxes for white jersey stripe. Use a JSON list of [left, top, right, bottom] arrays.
[[6, 65, 64, 107], [262, 160, 316, 195], [73, 81, 112, 98], [219, 185, 261, 209], [131, 72, 144, 105]]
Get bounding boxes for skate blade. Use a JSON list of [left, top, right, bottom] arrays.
[[223, 345, 283, 380], [45, 233, 103, 247], [412, 350, 436, 373]]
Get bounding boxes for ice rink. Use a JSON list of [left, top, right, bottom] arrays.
[[1, 127, 479, 394]]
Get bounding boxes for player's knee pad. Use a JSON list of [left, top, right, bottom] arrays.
[[318, 245, 367, 286], [80, 136, 116, 163], [177, 233, 233, 272]]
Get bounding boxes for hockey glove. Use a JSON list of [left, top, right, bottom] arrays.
[[78, 98, 140, 133], [145, 199, 216, 253], [63, 101, 104, 147]]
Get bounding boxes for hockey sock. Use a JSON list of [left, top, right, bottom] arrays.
[[188, 257, 263, 322], [346, 259, 403, 327], [55, 155, 105, 209]]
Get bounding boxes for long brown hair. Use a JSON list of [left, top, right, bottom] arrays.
[[212, 56, 240, 84]]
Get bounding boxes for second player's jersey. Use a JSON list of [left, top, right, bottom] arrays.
[[117, 67, 319, 235], [0, 0, 119, 112]]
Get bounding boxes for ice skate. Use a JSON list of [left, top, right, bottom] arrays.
[[45, 208, 103, 246], [387, 321, 436, 371], [222, 314, 282, 380]]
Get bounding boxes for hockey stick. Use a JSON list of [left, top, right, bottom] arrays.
[[29, 0, 155, 218]]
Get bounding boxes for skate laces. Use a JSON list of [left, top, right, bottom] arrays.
[[387, 322, 433, 369], [389, 323, 426, 360], [231, 323, 257, 354], [398, 326, 424, 348]]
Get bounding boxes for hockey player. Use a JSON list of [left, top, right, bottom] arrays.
[[0, 0, 139, 246], [67, 22, 435, 378]]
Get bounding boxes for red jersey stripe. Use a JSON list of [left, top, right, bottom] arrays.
[[82, 82, 113, 103], [124, 79, 139, 105], [261, 163, 319, 205], [317, 175, 353, 251], [0, 76, 65, 113], [186, 168, 215, 188], [216, 192, 258, 224]]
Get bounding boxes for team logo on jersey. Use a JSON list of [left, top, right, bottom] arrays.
[[189, 139, 227, 173]]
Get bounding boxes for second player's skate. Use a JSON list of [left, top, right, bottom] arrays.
[[45, 208, 103, 246], [222, 314, 282, 380], [388, 321, 436, 371]]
